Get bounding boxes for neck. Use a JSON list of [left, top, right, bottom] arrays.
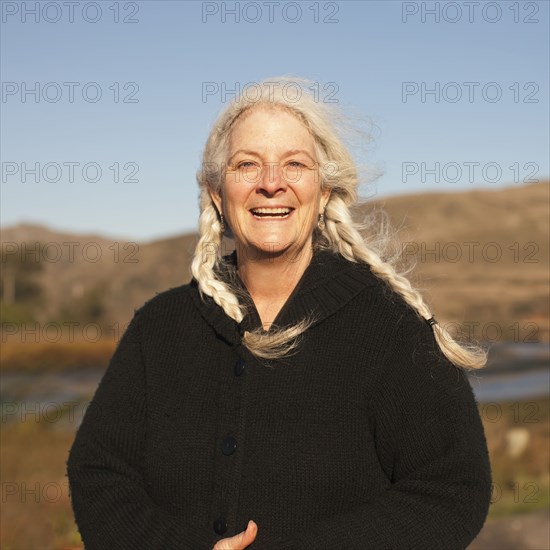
[[235, 242, 314, 306]]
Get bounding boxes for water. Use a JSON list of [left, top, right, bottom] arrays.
[[468, 367, 549, 402], [1, 369, 104, 429], [467, 342, 549, 402]]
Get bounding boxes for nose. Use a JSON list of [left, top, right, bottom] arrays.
[[257, 161, 288, 196]]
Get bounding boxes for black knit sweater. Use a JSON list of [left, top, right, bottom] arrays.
[[66, 248, 492, 549]]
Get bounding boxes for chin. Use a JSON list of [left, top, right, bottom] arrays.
[[241, 237, 311, 261], [253, 242, 294, 257]]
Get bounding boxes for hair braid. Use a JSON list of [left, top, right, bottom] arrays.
[[190, 193, 244, 323], [324, 195, 487, 370], [325, 196, 432, 316]]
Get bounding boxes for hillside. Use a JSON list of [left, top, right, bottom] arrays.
[[1, 182, 548, 343]]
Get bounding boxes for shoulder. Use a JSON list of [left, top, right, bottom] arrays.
[[131, 281, 199, 322], [326, 252, 424, 329], [309, 250, 429, 341], [122, 281, 213, 345], [314, 248, 384, 292], [328, 254, 441, 359]]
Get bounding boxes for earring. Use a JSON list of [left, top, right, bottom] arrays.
[[220, 214, 226, 233], [317, 211, 325, 231]]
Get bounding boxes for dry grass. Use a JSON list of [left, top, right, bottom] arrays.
[[1, 421, 83, 549], [482, 397, 550, 518], [0, 340, 115, 373]]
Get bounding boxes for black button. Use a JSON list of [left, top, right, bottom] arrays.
[[213, 516, 227, 535], [234, 358, 245, 376], [221, 436, 237, 455]]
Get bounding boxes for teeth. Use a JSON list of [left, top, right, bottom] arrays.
[[251, 208, 291, 215]]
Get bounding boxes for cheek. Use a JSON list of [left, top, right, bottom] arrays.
[[222, 182, 248, 210], [299, 182, 323, 210], [224, 195, 252, 232]]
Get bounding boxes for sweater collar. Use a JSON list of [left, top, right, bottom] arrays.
[[189, 247, 380, 347]]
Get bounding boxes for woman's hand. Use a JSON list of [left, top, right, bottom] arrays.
[[212, 520, 257, 550]]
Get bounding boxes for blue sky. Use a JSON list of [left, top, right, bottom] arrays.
[[2, 0, 549, 241]]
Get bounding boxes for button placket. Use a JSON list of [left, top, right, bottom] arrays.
[[212, 354, 249, 537]]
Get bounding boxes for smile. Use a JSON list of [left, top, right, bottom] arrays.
[[249, 207, 295, 219]]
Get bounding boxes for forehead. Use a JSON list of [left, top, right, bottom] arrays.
[[229, 106, 314, 152]]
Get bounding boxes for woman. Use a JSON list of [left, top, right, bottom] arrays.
[[67, 77, 492, 550]]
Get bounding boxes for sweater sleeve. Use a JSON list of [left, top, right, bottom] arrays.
[[66, 310, 210, 550], [262, 321, 493, 550]]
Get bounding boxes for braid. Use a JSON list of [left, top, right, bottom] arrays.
[[190, 196, 244, 323], [324, 195, 487, 370], [325, 196, 432, 318]]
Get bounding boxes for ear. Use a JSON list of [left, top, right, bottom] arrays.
[[320, 188, 332, 212], [208, 186, 223, 216]]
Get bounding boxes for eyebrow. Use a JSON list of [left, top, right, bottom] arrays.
[[228, 149, 317, 163]]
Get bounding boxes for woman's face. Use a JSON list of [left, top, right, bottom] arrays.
[[210, 106, 331, 260]]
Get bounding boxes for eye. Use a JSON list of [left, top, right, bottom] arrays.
[[288, 161, 306, 167], [237, 161, 256, 168]]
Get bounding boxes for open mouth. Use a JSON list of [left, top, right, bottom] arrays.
[[249, 207, 295, 219]]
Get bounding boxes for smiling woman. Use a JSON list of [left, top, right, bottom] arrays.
[[67, 77, 492, 550]]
